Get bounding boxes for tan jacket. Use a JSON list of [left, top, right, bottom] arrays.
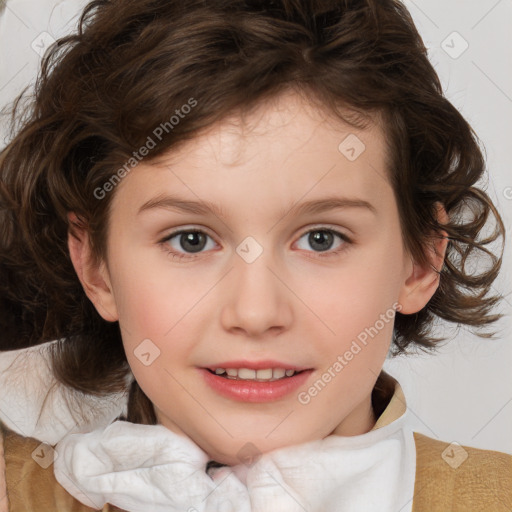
[[1, 375, 511, 511]]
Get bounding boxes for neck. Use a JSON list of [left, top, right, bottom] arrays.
[[330, 394, 377, 437]]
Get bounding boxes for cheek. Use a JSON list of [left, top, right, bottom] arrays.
[[308, 253, 401, 324], [108, 246, 198, 337], [302, 247, 402, 362], [110, 255, 200, 394]]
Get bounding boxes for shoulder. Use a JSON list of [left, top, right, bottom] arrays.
[[412, 431, 512, 512], [0, 420, 124, 512]]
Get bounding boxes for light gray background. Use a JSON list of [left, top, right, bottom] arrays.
[[0, 0, 511, 453]]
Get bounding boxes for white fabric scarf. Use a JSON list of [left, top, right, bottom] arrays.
[[53, 409, 416, 512]]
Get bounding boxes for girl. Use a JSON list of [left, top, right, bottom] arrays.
[[0, 0, 510, 511]]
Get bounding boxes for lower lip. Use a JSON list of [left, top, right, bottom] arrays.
[[200, 368, 313, 402]]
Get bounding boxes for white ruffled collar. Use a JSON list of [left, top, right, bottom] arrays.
[[53, 371, 417, 512]]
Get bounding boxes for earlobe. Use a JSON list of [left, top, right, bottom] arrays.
[[67, 212, 119, 322], [398, 203, 449, 315]]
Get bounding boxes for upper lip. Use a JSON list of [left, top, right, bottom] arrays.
[[203, 360, 313, 371]]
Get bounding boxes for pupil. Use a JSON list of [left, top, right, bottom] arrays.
[[309, 231, 333, 252], [181, 232, 206, 253]]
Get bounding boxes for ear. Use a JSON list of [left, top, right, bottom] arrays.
[[67, 212, 119, 322], [398, 202, 449, 315]]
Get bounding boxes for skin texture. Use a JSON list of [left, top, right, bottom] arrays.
[[68, 90, 448, 466]]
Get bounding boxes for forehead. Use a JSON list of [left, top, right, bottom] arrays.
[[154, 90, 386, 167], [112, 90, 394, 219]]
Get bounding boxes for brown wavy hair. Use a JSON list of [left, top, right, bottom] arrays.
[[0, 0, 506, 425]]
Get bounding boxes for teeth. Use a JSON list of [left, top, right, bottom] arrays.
[[256, 368, 273, 379], [273, 368, 286, 379], [211, 367, 298, 381], [238, 368, 256, 379]]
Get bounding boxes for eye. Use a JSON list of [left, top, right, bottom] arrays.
[[295, 227, 352, 257], [160, 229, 216, 260], [159, 226, 352, 262]]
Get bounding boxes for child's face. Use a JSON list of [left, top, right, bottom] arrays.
[[81, 90, 440, 465]]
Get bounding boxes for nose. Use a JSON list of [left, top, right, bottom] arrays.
[[220, 246, 293, 338]]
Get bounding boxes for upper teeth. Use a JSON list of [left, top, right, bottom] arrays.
[[214, 368, 296, 381]]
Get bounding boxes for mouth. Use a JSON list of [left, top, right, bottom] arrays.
[[200, 361, 314, 402], [205, 367, 306, 382]]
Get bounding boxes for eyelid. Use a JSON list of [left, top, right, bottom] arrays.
[[158, 225, 218, 243], [300, 223, 351, 236]]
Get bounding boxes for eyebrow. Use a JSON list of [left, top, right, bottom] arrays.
[[137, 194, 377, 219]]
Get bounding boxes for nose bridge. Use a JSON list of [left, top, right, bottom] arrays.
[[235, 236, 274, 292], [220, 235, 292, 336]]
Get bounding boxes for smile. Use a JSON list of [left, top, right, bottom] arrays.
[[200, 362, 314, 402], [210, 367, 299, 381]]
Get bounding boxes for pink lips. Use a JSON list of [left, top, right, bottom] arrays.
[[199, 360, 313, 402]]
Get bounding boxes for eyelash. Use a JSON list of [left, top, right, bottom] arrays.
[[158, 227, 353, 262]]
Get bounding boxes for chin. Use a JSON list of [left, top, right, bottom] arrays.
[[203, 434, 309, 467]]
